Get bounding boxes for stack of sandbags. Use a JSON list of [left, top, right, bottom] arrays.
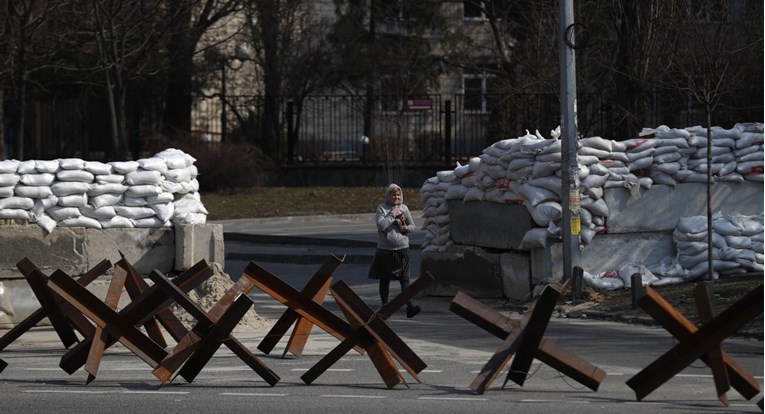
[[0, 149, 207, 232], [420, 170, 456, 252], [670, 212, 764, 280], [419, 122, 763, 253]]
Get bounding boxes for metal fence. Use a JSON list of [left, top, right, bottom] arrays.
[[10, 91, 762, 165]]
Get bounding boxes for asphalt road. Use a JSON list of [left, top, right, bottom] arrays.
[[0, 215, 762, 413]]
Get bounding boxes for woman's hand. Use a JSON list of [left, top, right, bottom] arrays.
[[400, 223, 409, 234]]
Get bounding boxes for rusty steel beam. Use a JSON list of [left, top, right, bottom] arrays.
[[246, 261, 355, 343], [47, 270, 168, 369], [258, 256, 342, 357], [148, 268, 280, 386], [58, 260, 213, 375], [84, 264, 129, 383], [627, 284, 763, 402], [301, 277, 431, 388], [0, 259, 111, 352], [634, 285, 761, 400], [451, 285, 605, 395]]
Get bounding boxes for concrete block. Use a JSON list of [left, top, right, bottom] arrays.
[[548, 231, 675, 277], [500, 252, 532, 300], [421, 247, 503, 298], [604, 182, 763, 233], [87, 228, 175, 275], [448, 200, 534, 250], [174, 224, 225, 271]]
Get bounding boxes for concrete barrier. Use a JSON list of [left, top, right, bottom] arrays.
[[0, 222, 224, 327], [422, 182, 763, 299]]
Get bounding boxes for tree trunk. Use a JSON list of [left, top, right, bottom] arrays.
[[162, 5, 195, 138]]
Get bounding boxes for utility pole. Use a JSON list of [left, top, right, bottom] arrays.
[[558, 0, 580, 282]]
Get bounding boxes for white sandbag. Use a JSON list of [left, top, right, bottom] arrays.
[[174, 195, 209, 215], [154, 148, 196, 167], [0, 174, 20, 187], [0, 196, 34, 210], [577, 154, 600, 165], [51, 181, 91, 196], [527, 176, 562, 193], [99, 215, 135, 229], [35, 160, 60, 173], [537, 151, 562, 163], [496, 190, 521, 205], [728, 214, 764, 236], [734, 145, 760, 157], [30, 196, 58, 221], [468, 157, 481, 171], [125, 185, 163, 198], [58, 194, 88, 207], [653, 145, 679, 156], [35, 214, 57, 233], [511, 182, 559, 206], [17, 160, 36, 174], [0, 209, 29, 220], [453, 163, 470, 178], [738, 150, 764, 163], [47, 206, 81, 221], [623, 138, 659, 152], [19, 173, 55, 186], [580, 226, 596, 246], [59, 216, 102, 228], [0, 160, 20, 173], [519, 227, 553, 249], [150, 203, 174, 222], [583, 271, 624, 290], [460, 173, 477, 187], [580, 196, 609, 217], [83, 161, 112, 175], [584, 186, 603, 199], [618, 263, 659, 288], [125, 170, 163, 186], [113, 205, 156, 219], [137, 157, 168, 173], [525, 200, 562, 227], [658, 137, 690, 148], [647, 256, 686, 278], [507, 157, 535, 171], [122, 196, 147, 207], [171, 213, 206, 225], [484, 188, 504, 203], [579, 136, 612, 152], [80, 205, 116, 220], [580, 173, 608, 191], [89, 183, 128, 196], [463, 186, 485, 202], [677, 240, 708, 255], [628, 156, 653, 171], [56, 169, 94, 182], [445, 184, 469, 200], [436, 170, 457, 182], [90, 193, 123, 208], [95, 174, 125, 184], [735, 131, 763, 148], [109, 161, 139, 174], [653, 152, 683, 164], [655, 125, 691, 139], [59, 158, 86, 170], [531, 161, 560, 178], [13, 185, 53, 198]]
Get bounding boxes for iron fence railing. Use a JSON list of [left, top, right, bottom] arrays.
[[9, 91, 762, 165]]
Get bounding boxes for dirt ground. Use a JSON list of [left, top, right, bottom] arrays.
[[504, 273, 764, 339]]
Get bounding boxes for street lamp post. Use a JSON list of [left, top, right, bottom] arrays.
[[220, 59, 227, 143]]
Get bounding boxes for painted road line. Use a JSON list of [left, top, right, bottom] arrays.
[[291, 368, 354, 372], [123, 391, 190, 395], [418, 397, 487, 401], [221, 392, 287, 397], [25, 390, 111, 394], [320, 395, 386, 399]]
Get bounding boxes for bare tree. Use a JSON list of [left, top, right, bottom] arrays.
[[1, 0, 63, 159], [161, 0, 244, 138]]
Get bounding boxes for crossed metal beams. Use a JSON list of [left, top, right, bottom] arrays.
[[247, 258, 433, 388], [627, 283, 763, 406], [450, 284, 606, 395]]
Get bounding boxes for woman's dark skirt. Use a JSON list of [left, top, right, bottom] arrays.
[[368, 248, 410, 280]]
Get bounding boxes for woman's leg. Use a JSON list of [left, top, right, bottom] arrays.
[[379, 278, 391, 305]]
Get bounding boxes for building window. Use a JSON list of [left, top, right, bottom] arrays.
[[463, 73, 496, 113], [464, 0, 484, 19], [382, 0, 416, 21]]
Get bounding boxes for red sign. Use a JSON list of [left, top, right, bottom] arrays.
[[404, 98, 433, 112]]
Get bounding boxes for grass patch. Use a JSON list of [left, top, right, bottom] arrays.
[[202, 186, 423, 220]]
